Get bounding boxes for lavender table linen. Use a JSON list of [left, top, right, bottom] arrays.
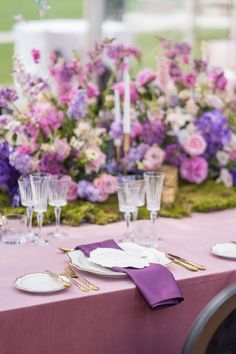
[[76, 239, 184, 309]]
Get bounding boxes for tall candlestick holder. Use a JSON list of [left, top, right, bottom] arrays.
[[123, 133, 130, 175], [115, 140, 121, 164]]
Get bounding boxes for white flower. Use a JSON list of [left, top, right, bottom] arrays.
[[217, 168, 233, 188], [216, 151, 229, 166], [197, 72, 210, 86], [206, 94, 223, 109], [179, 90, 191, 100], [166, 108, 192, 130], [185, 98, 198, 115]]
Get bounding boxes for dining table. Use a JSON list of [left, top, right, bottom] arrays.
[[1, 208, 236, 354]]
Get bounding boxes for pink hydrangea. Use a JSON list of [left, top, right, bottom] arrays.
[[112, 82, 138, 103], [131, 122, 143, 140], [32, 102, 64, 137], [183, 72, 196, 87], [143, 145, 165, 171], [136, 68, 156, 87], [180, 156, 208, 184], [183, 134, 207, 156], [85, 147, 106, 174], [54, 138, 71, 161], [94, 173, 118, 200], [67, 181, 78, 201], [87, 83, 99, 98]]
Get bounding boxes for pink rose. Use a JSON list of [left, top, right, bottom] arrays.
[[143, 145, 165, 171], [94, 173, 118, 197], [112, 82, 138, 103], [18, 146, 32, 155], [183, 134, 207, 156], [87, 83, 99, 98], [131, 122, 143, 140], [180, 157, 208, 184], [54, 138, 71, 161], [85, 147, 106, 174], [67, 181, 78, 201], [183, 72, 196, 87], [136, 68, 156, 87]]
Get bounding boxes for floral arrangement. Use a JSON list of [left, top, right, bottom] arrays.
[[0, 37, 236, 206]]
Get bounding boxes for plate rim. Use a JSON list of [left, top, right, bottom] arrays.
[[210, 242, 236, 260], [14, 272, 68, 293]]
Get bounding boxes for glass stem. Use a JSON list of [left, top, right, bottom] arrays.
[[54, 206, 61, 233], [150, 211, 157, 225], [132, 209, 138, 222], [26, 206, 33, 234], [124, 212, 131, 233], [37, 212, 44, 240]]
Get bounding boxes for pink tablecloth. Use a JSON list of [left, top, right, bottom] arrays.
[[1, 209, 236, 354]]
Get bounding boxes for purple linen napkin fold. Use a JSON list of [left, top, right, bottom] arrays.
[[75, 239, 184, 310]]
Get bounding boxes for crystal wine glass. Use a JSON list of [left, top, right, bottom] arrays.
[[143, 171, 165, 246], [30, 173, 51, 245], [48, 175, 71, 238], [122, 175, 145, 221], [117, 183, 139, 241], [18, 176, 35, 240]]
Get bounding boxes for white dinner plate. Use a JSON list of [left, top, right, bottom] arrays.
[[14, 272, 70, 293], [67, 242, 171, 278], [211, 243, 236, 260]]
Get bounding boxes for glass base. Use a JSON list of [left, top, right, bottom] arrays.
[[133, 223, 161, 248], [31, 237, 49, 245], [48, 231, 68, 239]]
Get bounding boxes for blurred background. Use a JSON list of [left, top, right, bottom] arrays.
[[0, 0, 236, 84]]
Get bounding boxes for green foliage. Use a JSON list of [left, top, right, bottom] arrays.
[[1, 180, 236, 225]]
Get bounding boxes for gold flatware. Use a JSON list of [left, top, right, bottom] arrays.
[[64, 266, 89, 292], [66, 265, 99, 291], [58, 246, 75, 253], [166, 255, 198, 271], [230, 241, 236, 244], [167, 253, 206, 271], [45, 270, 71, 288]]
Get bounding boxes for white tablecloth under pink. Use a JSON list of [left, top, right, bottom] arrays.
[[1, 209, 236, 354]]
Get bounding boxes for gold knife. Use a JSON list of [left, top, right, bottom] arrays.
[[167, 255, 198, 271], [167, 253, 206, 270]]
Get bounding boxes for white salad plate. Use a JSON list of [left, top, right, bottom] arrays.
[[14, 272, 70, 293], [67, 242, 171, 278], [211, 243, 236, 260]]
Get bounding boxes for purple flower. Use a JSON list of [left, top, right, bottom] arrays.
[[67, 89, 88, 120], [40, 152, 64, 174], [230, 170, 236, 186], [169, 61, 182, 82], [0, 141, 10, 160], [0, 88, 18, 107], [77, 180, 101, 202], [141, 121, 165, 145], [174, 42, 191, 55], [194, 59, 207, 72], [183, 72, 196, 88], [109, 121, 123, 139], [210, 71, 228, 91], [180, 157, 208, 184], [165, 144, 186, 167], [123, 144, 149, 171], [195, 110, 232, 158], [9, 151, 33, 175], [0, 160, 10, 185], [9, 187, 21, 207]]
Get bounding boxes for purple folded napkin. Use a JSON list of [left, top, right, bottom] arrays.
[[76, 239, 184, 310]]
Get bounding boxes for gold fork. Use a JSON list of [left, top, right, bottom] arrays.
[[66, 265, 99, 291], [64, 266, 90, 292]]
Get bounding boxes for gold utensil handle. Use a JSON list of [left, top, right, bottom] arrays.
[[184, 261, 206, 271], [77, 274, 99, 291], [70, 278, 90, 292], [45, 271, 71, 287], [173, 259, 198, 271]]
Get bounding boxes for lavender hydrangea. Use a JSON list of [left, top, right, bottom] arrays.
[[77, 180, 101, 202], [67, 89, 88, 120], [40, 151, 64, 174], [0, 87, 18, 107], [195, 110, 232, 158], [109, 121, 123, 139], [9, 151, 33, 175], [123, 143, 149, 171], [141, 121, 165, 145], [165, 144, 186, 167]]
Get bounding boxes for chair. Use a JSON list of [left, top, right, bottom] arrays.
[[181, 283, 236, 354]]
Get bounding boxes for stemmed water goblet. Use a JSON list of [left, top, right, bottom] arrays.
[[30, 173, 51, 245], [48, 175, 71, 238], [117, 183, 139, 241], [143, 171, 165, 247], [18, 176, 34, 240], [122, 175, 145, 221]]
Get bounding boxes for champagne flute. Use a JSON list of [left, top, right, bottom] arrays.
[[48, 175, 71, 238], [117, 183, 139, 241], [122, 175, 145, 221], [143, 172, 165, 247], [18, 176, 34, 240], [30, 173, 51, 245]]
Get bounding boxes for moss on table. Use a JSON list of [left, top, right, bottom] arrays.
[[1, 180, 236, 226]]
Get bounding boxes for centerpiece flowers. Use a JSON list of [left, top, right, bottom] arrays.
[[0, 37, 236, 206]]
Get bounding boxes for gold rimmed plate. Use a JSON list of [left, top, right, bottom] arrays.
[[14, 272, 70, 294]]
